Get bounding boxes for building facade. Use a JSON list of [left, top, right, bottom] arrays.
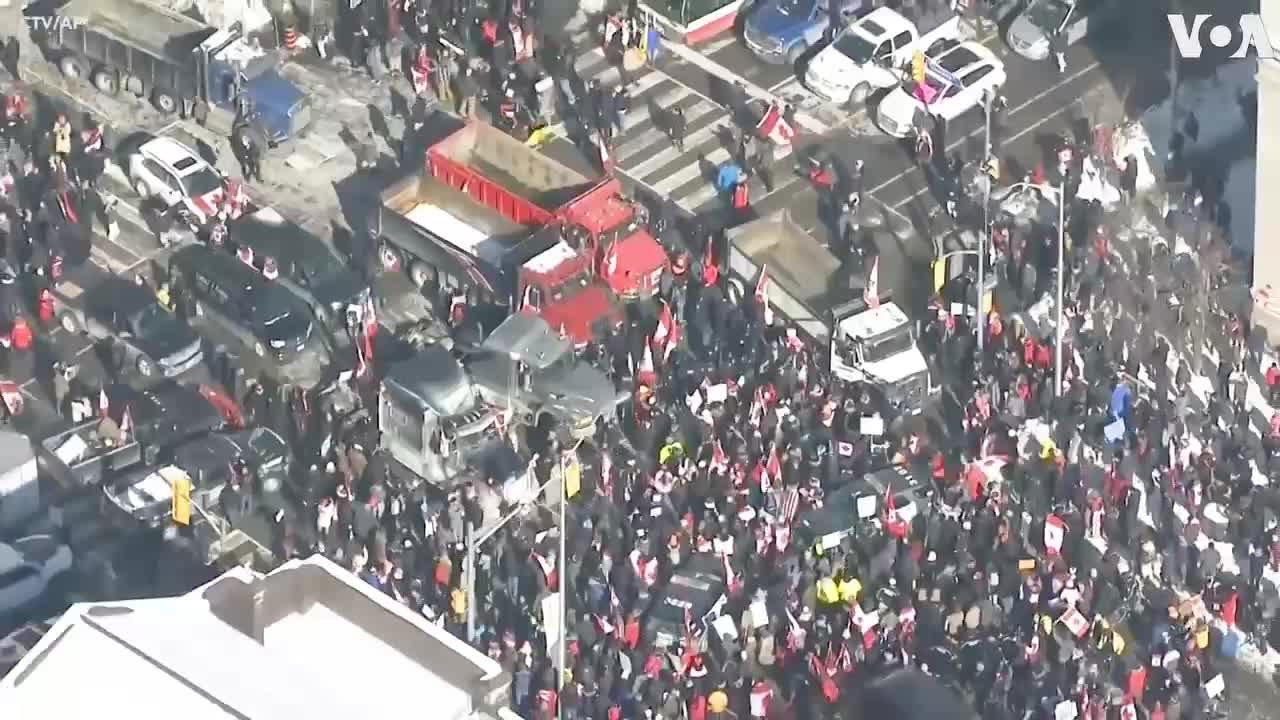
[[1252, 1, 1280, 340]]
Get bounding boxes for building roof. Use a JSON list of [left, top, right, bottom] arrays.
[[0, 555, 508, 720]]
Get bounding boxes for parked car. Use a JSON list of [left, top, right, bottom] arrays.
[[169, 427, 292, 494], [54, 274, 204, 379], [876, 41, 1006, 137], [1006, 0, 1113, 60], [744, 0, 864, 65], [169, 245, 315, 361], [228, 208, 368, 329], [126, 135, 226, 223], [647, 553, 727, 649], [0, 536, 73, 621], [102, 381, 238, 463]]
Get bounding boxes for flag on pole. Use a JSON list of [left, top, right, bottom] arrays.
[[653, 301, 673, 345], [636, 343, 656, 388], [755, 266, 770, 304], [766, 445, 782, 483], [710, 438, 729, 472], [884, 487, 908, 538], [1044, 513, 1065, 555], [702, 235, 719, 286], [119, 404, 133, 442], [99, 387, 110, 417], [864, 256, 881, 308], [363, 292, 378, 340]]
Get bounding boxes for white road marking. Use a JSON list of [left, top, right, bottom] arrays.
[[618, 100, 723, 163], [624, 111, 728, 174], [650, 147, 731, 195]]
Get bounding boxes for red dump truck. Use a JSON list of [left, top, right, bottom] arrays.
[[377, 126, 634, 345], [419, 122, 668, 300]]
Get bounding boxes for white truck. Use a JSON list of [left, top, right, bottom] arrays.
[[803, 7, 974, 106], [723, 213, 935, 416]]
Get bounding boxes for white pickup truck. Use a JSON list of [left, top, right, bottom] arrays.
[[803, 7, 974, 106]]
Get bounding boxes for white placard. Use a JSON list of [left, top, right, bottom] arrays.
[[542, 593, 561, 654], [686, 391, 704, 414], [951, 303, 965, 316], [1055, 700, 1078, 720], [1171, 503, 1191, 525], [856, 610, 879, 631], [705, 384, 729, 404], [860, 415, 885, 436], [713, 614, 738, 640], [749, 600, 769, 629], [856, 494, 878, 519], [895, 502, 919, 525], [1205, 674, 1225, 698], [819, 531, 846, 551]]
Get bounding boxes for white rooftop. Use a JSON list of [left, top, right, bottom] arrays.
[[0, 555, 508, 720], [839, 302, 909, 340], [522, 240, 578, 274]]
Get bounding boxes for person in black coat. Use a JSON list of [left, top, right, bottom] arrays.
[[1, 37, 19, 82]]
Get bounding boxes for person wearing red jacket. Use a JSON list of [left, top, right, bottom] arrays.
[[10, 316, 32, 351]]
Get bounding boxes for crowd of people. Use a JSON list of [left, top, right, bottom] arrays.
[[1, 1, 1276, 719]]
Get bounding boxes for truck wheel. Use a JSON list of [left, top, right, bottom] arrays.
[[379, 244, 402, 272], [847, 82, 870, 108], [152, 89, 179, 115], [92, 69, 119, 95], [408, 262, 435, 290], [58, 56, 84, 80], [58, 312, 80, 334]]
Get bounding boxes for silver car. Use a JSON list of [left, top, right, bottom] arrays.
[[1006, 0, 1106, 60]]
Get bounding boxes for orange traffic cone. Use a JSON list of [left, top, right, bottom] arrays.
[[283, 19, 298, 52]]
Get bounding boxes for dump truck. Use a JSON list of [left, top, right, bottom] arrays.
[[36, 0, 312, 143], [724, 211, 935, 415], [376, 150, 624, 346], [377, 124, 666, 319]]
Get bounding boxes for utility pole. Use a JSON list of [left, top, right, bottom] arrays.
[[977, 91, 992, 362], [1054, 180, 1066, 397], [557, 451, 568, 703], [465, 521, 476, 643]]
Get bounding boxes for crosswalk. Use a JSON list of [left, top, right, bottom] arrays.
[[545, 47, 779, 214]]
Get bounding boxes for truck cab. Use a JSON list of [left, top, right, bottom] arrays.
[[829, 300, 934, 415], [196, 28, 311, 144], [466, 314, 629, 440], [804, 8, 968, 105], [744, 0, 865, 65], [378, 344, 498, 487], [557, 180, 668, 301], [511, 232, 624, 346]]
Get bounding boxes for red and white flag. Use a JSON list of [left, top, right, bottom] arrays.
[[864, 256, 881, 308], [755, 266, 770, 304], [603, 240, 619, 277], [884, 486, 908, 539], [99, 387, 110, 417], [766, 445, 782, 484], [1044, 513, 1065, 555], [636, 343, 656, 388], [119, 404, 133, 442], [710, 439, 729, 472], [363, 292, 378, 340]]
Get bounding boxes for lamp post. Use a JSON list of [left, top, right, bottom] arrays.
[[977, 90, 993, 361], [998, 181, 1067, 395]]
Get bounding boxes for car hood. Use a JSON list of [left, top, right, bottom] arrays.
[[863, 346, 928, 384], [263, 311, 312, 347], [749, 3, 813, 37], [539, 283, 619, 346], [538, 363, 629, 424], [809, 44, 861, 83], [1008, 15, 1050, 52], [878, 88, 920, 126], [136, 319, 201, 360]]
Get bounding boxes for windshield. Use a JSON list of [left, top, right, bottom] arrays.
[[132, 303, 174, 337], [776, 0, 813, 16], [862, 327, 915, 363], [550, 272, 593, 303], [183, 168, 222, 197], [833, 30, 877, 62], [1027, 0, 1071, 31], [247, 427, 285, 460]]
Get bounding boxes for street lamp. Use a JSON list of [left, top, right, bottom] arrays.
[[977, 91, 994, 361], [998, 180, 1068, 396]]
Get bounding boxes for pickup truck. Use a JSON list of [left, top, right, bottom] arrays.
[[744, 0, 864, 65], [804, 8, 972, 106]]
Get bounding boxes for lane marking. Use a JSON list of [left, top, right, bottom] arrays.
[[650, 146, 732, 194], [625, 111, 729, 176], [618, 100, 723, 163], [864, 60, 1102, 200]]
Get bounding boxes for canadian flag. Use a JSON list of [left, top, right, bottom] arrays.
[[355, 338, 370, 378], [884, 486, 908, 539], [766, 445, 782, 484], [99, 387, 110, 417], [1044, 513, 1065, 555], [864, 256, 881, 308], [603, 240, 619, 277], [636, 343, 656, 388], [363, 292, 378, 340], [652, 301, 680, 361], [755, 266, 770, 304], [119, 404, 133, 442]]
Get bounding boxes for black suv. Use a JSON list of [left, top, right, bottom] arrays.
[[169, 245, 314, 361], [228, 208, 367, 329], [55, 275, 204, 378]]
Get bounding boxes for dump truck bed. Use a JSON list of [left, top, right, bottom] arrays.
[[381, 169, 527, 266], [726, 211, 855, 342], [61, 0, 213, 60], [428, 124, 598, 226]]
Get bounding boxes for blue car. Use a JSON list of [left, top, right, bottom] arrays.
[[743, 0, 864, 65]]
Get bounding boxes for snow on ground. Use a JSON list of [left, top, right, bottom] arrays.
[[1140, 59, 1257, 158]]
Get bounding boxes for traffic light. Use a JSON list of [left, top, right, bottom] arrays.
[[911, 51, 925, 85], [171, 473, 192, 526]]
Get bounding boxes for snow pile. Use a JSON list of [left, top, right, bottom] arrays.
[[1140, 59, 1257, 157]]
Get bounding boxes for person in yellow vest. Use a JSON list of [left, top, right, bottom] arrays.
[[816, 574, 840, 606], [838, 574, 862, 605], [52, 114, 72, 158]]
